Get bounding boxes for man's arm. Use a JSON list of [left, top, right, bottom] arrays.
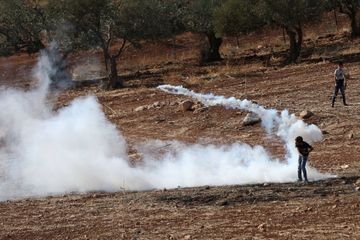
[[308, 145, 314, 153]]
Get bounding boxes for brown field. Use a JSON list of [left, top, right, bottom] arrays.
[[0, 12, 360, 240]]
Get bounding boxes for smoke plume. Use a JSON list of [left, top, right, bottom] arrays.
[[0, 51, 332, 201]]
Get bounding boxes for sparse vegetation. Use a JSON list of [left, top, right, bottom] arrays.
[[1, 1, 360, 239]]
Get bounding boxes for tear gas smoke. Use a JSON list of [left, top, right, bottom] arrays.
[[0, 51, 332, 201]]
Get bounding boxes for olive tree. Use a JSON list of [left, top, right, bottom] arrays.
[[330, 0, 360, 37], [214, 0, 264, 46], [48, 0, 175, 89], [260, 0, 326, 63], [0, 0, 46, 56], [184, 0, 224, 62]]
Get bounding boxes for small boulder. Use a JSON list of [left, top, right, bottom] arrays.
[[340, 164, 349, 170], [153, 101, 161, 108], [134, 106, 146, 112], [242, 113, 261, 126], [348, 132, 354, 139], [300, 110, 314, 119], [180, 100, 194, 111], [170, 101, 178, 106], [257, 223, 266, 232], [193, 107, 209, 114], [355, 179, 360, 186]]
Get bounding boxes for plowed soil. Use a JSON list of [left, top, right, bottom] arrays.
[[1, 25, 360, 239]]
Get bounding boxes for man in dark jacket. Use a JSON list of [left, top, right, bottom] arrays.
[[295, 136, 313, 183]]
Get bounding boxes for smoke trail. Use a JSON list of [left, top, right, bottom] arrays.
[[157, 85, 323, 164], [0, 50, 332, 201]]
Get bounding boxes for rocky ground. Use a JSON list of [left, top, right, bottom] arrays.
[[0, 177, 359, 239], [1, 24, 360, 239]]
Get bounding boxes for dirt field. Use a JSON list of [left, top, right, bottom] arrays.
[[1, 19, 360, 239]]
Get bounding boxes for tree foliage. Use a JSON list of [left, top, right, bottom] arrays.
[[0, 0, 46, 56], [214, 0, 264, 38], [183, 0, 224, 62], [47, 0, 176, 88], [328, 0, 360, 36], [259, 0, 326, 62]]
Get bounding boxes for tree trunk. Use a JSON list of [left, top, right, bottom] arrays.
[[203, 32, 223, 62], [285, 25, 303, 63], [350, 12, 360, 37], [102, 48, 122, 90], [339, 3, 360, 37], [108, 56, 122, 89]]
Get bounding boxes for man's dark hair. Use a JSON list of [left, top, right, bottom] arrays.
[[338, 61, 343, 66], [295, 136, 303, 143]]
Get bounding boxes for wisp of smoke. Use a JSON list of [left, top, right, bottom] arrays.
[[0, 51, 332, 201]]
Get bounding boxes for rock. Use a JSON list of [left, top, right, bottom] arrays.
[[193, 101, 204, 109], [129, 153, 143, 161], [348, 132, 354, 139], [154, 117, 166, 123], [300, 110, 314, 119], [355, 179, 360, 186], [340, 164, 349, 170], [355, 187, 360, 192], [242, 113, 261, 126], [218, 200, 229, 206], [193, 107, 208, 114], [184, 235, 192, 240], [322, 130, 329, 134], [257, 223, 266, 232], [135, 106, 146, 112], [180, 100, 194, 111]]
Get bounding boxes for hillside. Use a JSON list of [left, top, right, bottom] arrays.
[[1, 12, 360, 239]]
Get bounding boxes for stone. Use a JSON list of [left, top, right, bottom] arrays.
[[134, 106, 146, 112], [340, 164, 349, 170], [180, 100, 194, 111], [242, 113, 261, 126], [257, 223, 266, 232], [193, 107, 209, 114], [355, 179, 360, 186], [300, 110, 314, 119], [348, 132, 354, 139]]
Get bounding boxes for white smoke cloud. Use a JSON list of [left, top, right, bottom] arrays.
[[0, 51, 332, 201]]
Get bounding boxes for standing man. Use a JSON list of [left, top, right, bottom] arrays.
[[332, 61, 348, 107], [295, 136, 313, 183]]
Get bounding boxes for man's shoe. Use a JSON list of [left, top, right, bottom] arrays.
[[304, 180, 309, 184]]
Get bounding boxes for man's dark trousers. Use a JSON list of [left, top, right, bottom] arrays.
[[332, 80, 346, 106], [298, 155, 308, 182]]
